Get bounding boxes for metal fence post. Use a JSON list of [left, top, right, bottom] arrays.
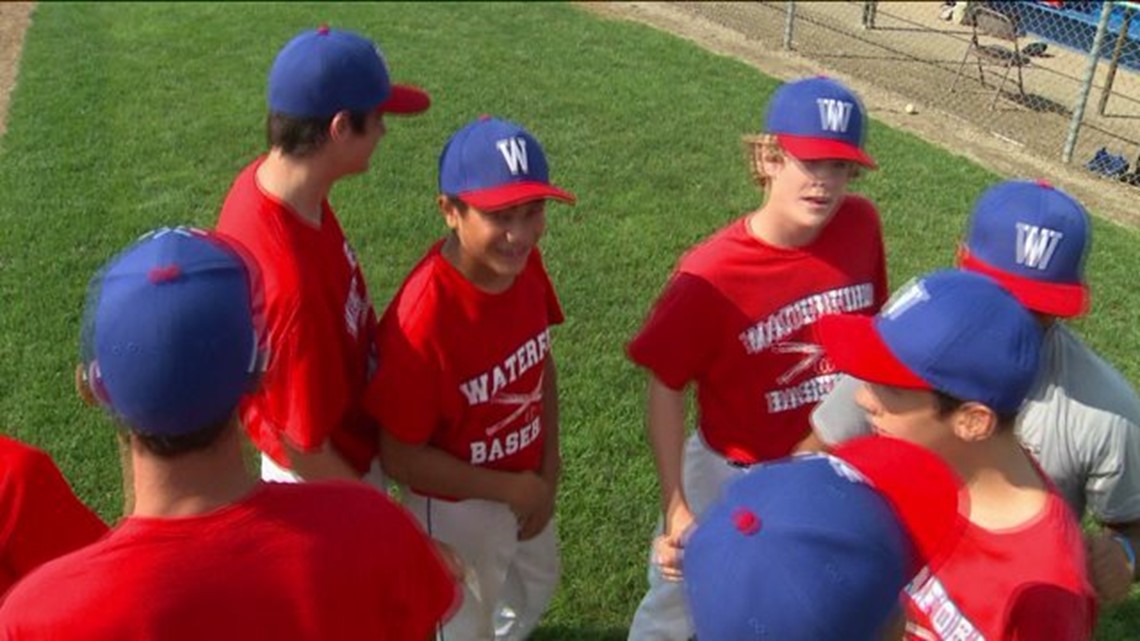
[[1098, 3, 1134, 115], [784, 1, 796, 50], [1062, 0, 1114, 164], [862, 1, 878, 30]]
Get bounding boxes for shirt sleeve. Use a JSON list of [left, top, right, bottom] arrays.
[[382, 500, 461, 638], [262, 308, 353, 453], [810, 375, 874, 446], [0, 447, 108, 582], [1083, 412, 1140, 524], [626, 271, 724, 391], [364, 309, 442, 446], [1006, 583, 1094, 641]]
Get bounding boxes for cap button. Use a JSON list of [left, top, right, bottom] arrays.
[[478, 114, 492, 121], [732, 508, 762, 535], [1035, 178, 1053, 189], [148, 265, 182, 284], [317, 24, 330, 35]]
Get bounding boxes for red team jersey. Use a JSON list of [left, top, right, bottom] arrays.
[[628, 196, 887, 463], [365, 242, 563, 491], [904, 491, 1095, 641], [216, 158, 379, 474], [0, 437, 106, 596], [0, 483, 458, 640]]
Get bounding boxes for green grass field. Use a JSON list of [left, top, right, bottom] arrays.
[[1, 3, 1138, 638]]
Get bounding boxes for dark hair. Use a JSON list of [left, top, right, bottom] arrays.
[[266, 111, 370, 157], [933, 390, 1017, 430], [442, 195, 469, 212], [126, 415, 234, 458]]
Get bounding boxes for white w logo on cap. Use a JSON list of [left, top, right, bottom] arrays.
[[817, 99, 853, 133], [1015, 223, 1064, 271], [496, 137, 529, 176]]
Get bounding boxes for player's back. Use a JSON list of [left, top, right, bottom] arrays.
[[0, 482, 457, 641]]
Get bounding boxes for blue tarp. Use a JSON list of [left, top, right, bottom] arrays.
[[993, 1, 1140, 72]]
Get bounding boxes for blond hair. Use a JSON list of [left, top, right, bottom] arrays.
[[742, 133, 863, 193], [742, 133, 783, 190]]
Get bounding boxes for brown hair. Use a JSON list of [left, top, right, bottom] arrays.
[[126, 416, 233, 458], [266, 111, 370, 157]]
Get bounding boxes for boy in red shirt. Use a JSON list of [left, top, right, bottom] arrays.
[[818, 269, 1095, 640], [625, 76, 888, 640], [216, 26, 429, 483], [365, 117, 574, 641], [0, 227, 458, 639], [0, 436, 106, 597], [684, 436, 965, 641]]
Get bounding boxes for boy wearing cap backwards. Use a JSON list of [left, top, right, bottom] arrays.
[[364, 116, 574, 641], [215, 27, 430, 484], [684, 436, 965, 641], [0, 227, 459, 639], [818, 269, 1095, 640], [0, 436, 107, 597], [625, 76, 888, 639], [813, 179, 1140, 604]]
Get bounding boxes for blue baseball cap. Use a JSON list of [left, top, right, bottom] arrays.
[[958, 179, 1091, 318], [439, 117, 576, 212], [684, 436, 965, 641], [764, 76, 876, 168], [81, 227, 262, 436], [268, 26, 429, 118], [818, 270, 1042, 414]]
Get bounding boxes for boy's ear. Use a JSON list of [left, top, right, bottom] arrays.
[[329, 110, 353, 142], [952, 402, 999, 442], [437, 195, 462, 231], [757, 146, 783, 182], [75, 363, 99, 407]]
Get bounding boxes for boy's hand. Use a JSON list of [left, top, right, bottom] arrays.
[[505, 471, 550, 525], [518, 470, 558, 541], [1086, 531, 1134, 604], [654, 503, 695, 582], [518, 490, 556, 541]]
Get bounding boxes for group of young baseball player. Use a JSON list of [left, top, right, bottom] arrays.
[[0, 21, 1137, 641]]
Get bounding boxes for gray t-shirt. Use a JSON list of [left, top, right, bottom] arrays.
[[812, 323, 1140, 523]]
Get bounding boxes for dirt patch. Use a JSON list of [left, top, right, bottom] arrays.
[[0, 3, 36, 138], [581, 2, 1140, 228]]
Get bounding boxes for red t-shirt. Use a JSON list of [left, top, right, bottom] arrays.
[[216, 158, 379, 474], [0, 483, 459, 640], [627, 196, 887, 464], [904, 492, 1095, 641], [365, 242, 563, 488], [0, 436, 107, 597]]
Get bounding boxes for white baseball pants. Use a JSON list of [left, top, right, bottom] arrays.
[[627, 433, 746, 641]]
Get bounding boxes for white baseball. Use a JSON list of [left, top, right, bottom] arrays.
[[905, 103, 917, 114]]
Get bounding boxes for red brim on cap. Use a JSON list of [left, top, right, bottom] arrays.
[[459, 182, 577, 212], [833, 435, 968, 576], [817, 314, 930, 390], [378, 84, 431, 115], [957, 247, 1089, 318], [776, 133, 877, 169]]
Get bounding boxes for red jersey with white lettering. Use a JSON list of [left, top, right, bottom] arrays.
[[627, 195, 887, 464], [216, 158, 379, 475], [904, 491, 1095, 641], [0, 436, 107, 597], [365, 242, 562, 489], [0, 482, 459, 640]]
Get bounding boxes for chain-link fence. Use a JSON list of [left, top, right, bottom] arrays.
[[672, 1, 1140, 189]]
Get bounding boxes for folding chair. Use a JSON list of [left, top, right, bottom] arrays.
[[949, 5, 1030, 110]]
